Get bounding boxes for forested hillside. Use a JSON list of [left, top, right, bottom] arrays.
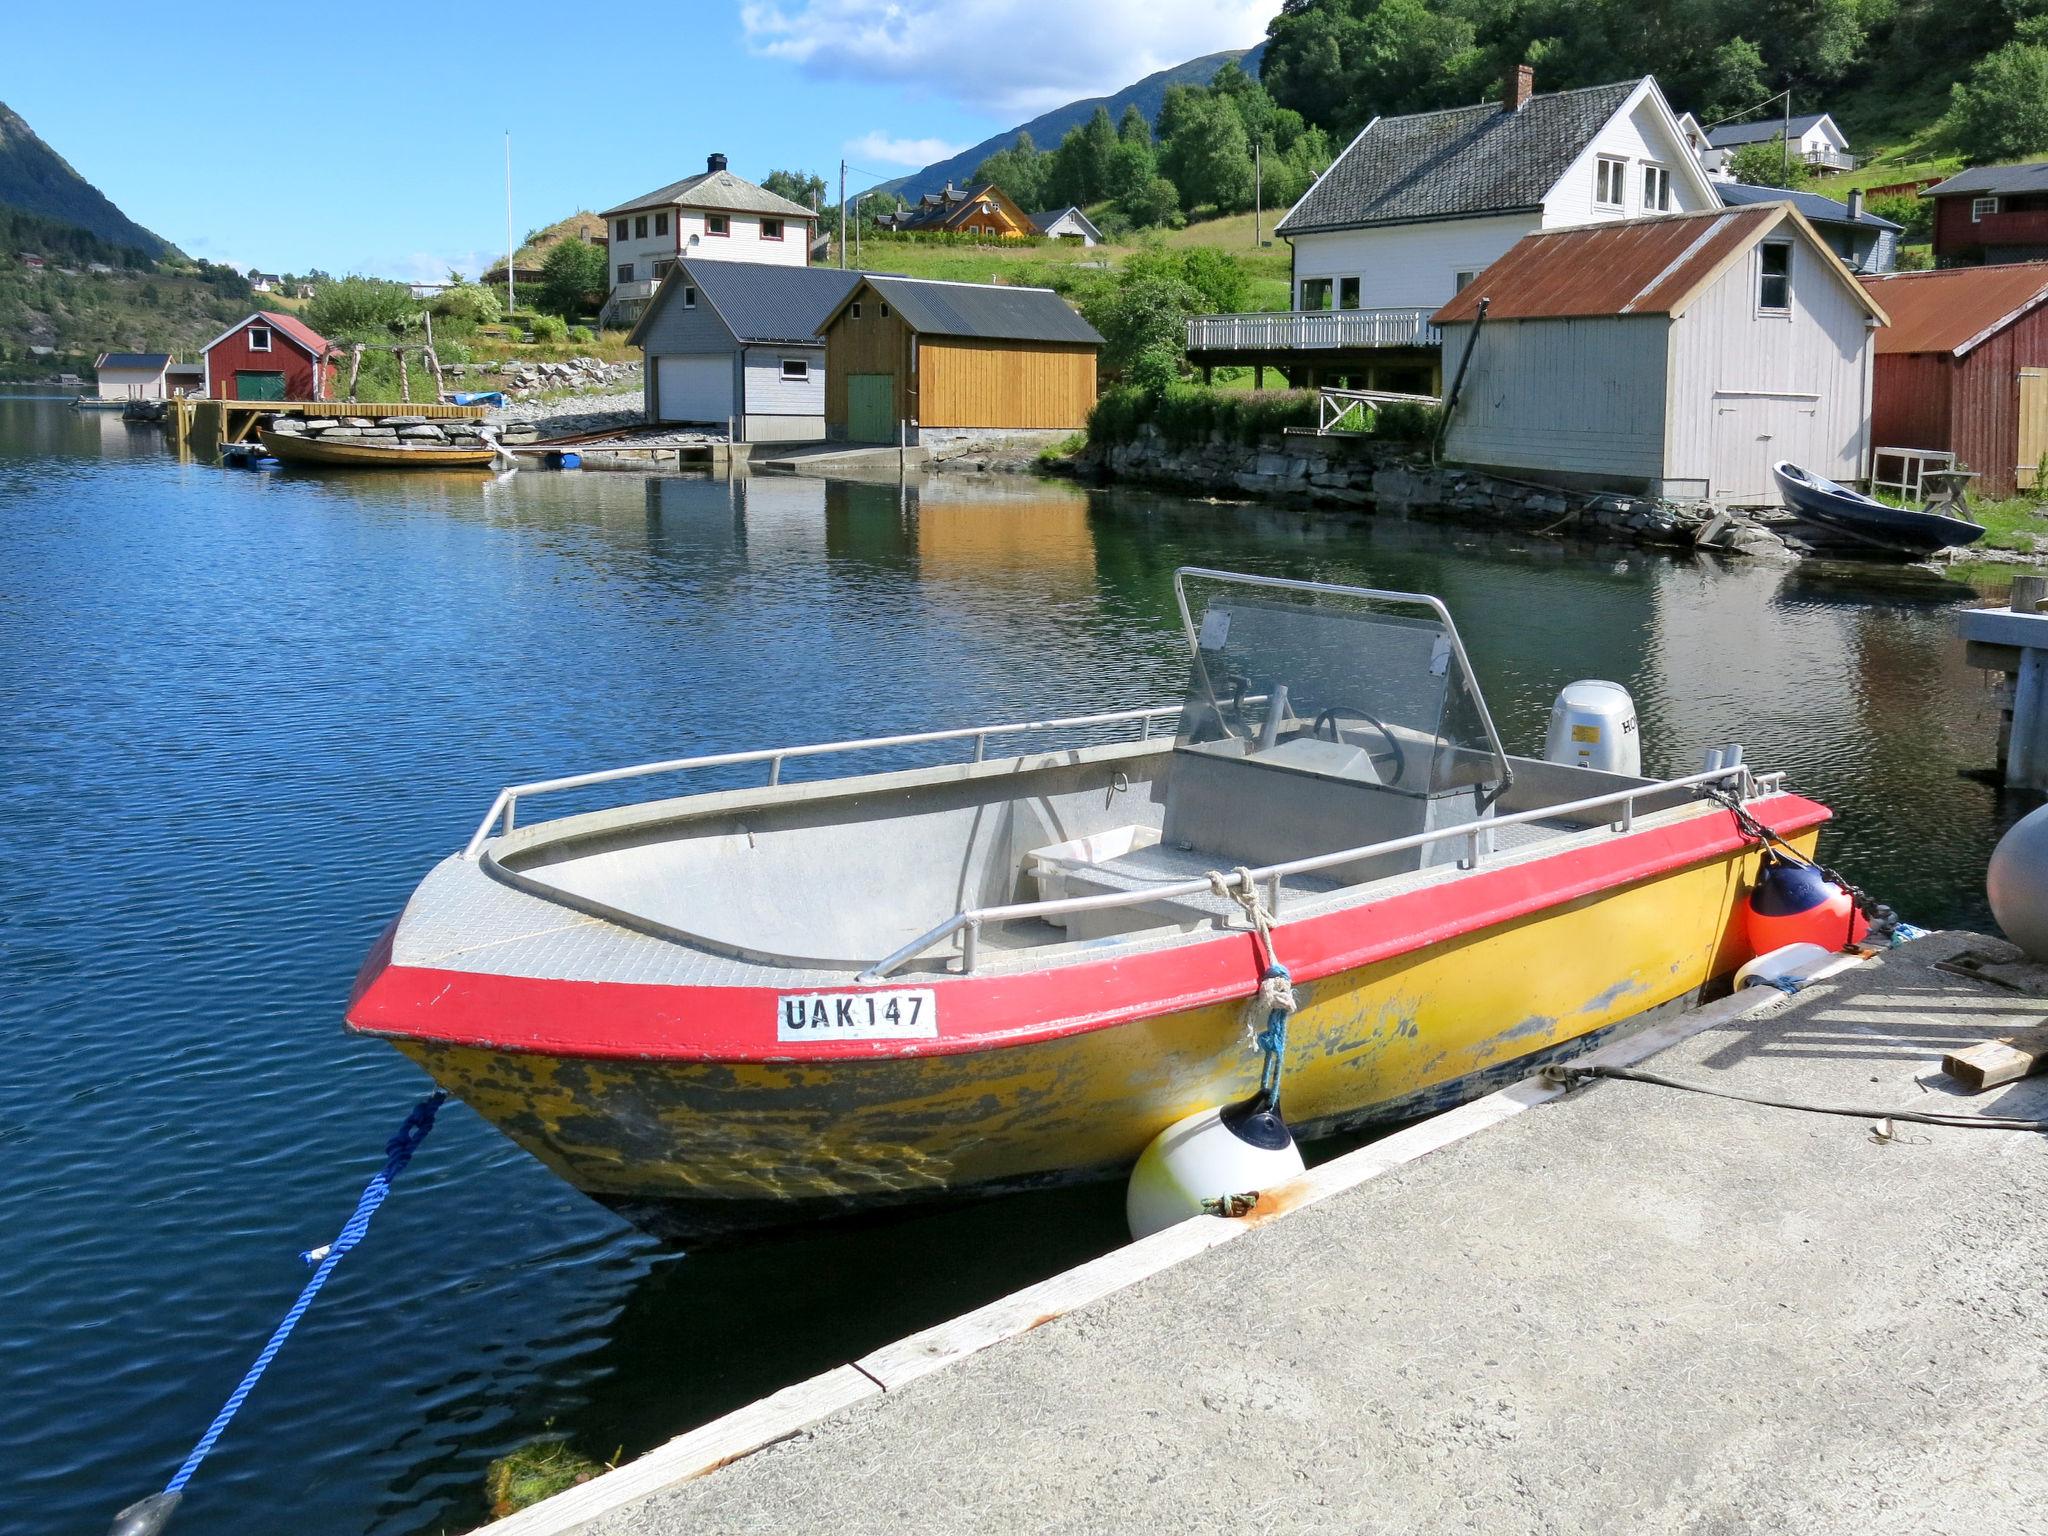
[[0, 102, 172, 257]]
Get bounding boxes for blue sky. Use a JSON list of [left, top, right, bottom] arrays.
[[7, 1, 1275, 280]]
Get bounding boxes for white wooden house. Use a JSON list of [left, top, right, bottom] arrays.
[[1431, 204, 1887, 504], [627, 258, 861, 440], [92, 352, 172, 400], [1702, 113, 1852, 176], [600, 154, 817, 328], [1190, 70, 1719, 393]]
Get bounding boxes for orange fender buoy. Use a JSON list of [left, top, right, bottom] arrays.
[[1745, 851, 1868, 955]]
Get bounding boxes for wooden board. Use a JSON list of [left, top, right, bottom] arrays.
[[1942, 1024, 2048, 1091]]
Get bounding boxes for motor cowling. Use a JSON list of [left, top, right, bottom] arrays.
[[1544, 681, 1641, 775], [1745, 850, 1868, 954]]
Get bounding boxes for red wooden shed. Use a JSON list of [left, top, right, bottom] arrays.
[[1860, 266, 2048, 496], [201, 311, 335, 402]]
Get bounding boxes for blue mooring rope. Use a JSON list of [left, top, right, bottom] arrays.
[[112, 1091, 447, 1535], [1255, 962, 1292, 1106]]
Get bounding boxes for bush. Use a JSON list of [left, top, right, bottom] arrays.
[[1863, 193, 1932, 244], [432, 281, 503, 327], [567, 324, 594, 343], [537, 239, 607, 321], [305, 275, 419, 340], [1086, 382, 1438, 451], [1945, 43, 2048, 163], [1893, 244, 1934, 271], [529, 314, 568, 342]]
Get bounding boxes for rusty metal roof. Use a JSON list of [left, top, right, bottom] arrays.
[[1858, 264, 2048, 356], [1433, 208, 1788, 324]]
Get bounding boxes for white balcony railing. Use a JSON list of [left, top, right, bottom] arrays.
[[1186, 308, 1441, 353]]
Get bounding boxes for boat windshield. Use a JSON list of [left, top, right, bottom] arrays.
[[1172, 571, 1510, 801]]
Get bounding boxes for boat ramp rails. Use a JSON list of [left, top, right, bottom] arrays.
[[481, 928, 2048, 1536]]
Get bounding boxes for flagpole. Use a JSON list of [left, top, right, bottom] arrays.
[[505, 132, 515, 314]]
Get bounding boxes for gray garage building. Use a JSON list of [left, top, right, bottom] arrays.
[[627, 260, 863, 441]]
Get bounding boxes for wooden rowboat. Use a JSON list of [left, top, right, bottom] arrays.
[[1772, 461, 1985, 555], [259, 428, 497, 469]]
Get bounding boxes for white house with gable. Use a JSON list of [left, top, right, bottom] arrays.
[[1188, 70, 1720, 393], [599, 154, 817, 327]]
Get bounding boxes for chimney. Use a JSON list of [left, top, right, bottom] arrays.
[[706, 152, 728, 175], [1505, 64, 1534, 113], [1847, 187, 1865, 221]]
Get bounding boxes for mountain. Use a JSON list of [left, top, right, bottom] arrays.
[[0, 101, 174, 259], [868, 43, 1266, 204]]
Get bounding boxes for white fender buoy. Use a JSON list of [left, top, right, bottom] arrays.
[[1126, 1100, 1305, 1240], [1987, 804, 2048, 961]]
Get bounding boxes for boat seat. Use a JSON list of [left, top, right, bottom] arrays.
[[1048, 843, 1346, 942]]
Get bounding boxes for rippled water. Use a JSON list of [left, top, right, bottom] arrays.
[[0, 397, 2031, 1535]]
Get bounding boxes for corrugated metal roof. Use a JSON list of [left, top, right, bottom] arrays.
[[259, 310, 332, 356], [1717, 180, 1902, 232], [1433, 208, 1779, 323], [1924, 161, 2048, 199], [684, 261, 864, 344], [1859, 264, 2048, 355], [857, 277, 1102, 344], [603, 169, 816, 221], [1706, 113, 1831, 148], [96, 352, 169, 370], [1277, 79, 1642, 235]]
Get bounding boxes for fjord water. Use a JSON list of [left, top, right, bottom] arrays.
[[0, 397, 2027, 1535]]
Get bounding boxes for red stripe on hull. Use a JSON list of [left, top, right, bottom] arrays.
[[346, 794, 1829, 1062]]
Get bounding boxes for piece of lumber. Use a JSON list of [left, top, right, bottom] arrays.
[[1942, 1024, 2048, 1091]]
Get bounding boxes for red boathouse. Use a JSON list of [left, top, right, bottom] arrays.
[[202, 311, 335, 401]]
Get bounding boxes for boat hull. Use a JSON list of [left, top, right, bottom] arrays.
[[369, 823, 1816, 1241], [259, 429, 495, 468], [1772, 461, 1984, 555]]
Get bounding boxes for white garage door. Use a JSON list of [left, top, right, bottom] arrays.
[[655, 354, 733, 424]]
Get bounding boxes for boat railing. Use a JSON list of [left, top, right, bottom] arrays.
[[857, 762, 1783, 981], [463, 703, 1193, 859]]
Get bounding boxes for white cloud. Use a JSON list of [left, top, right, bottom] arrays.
[[740, 0, 1278, 116], [843, 130, 968, 166]]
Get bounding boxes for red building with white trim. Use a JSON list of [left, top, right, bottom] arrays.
[[201, 311, 335, 400]]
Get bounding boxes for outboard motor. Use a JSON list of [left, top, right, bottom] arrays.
[[1544, 680, 1640, 774]]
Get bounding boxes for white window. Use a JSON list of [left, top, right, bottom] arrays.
[[1642, 163, 1670, 212], [682, 284, 696, 309], [247, 326, 271, 352], [781, 358, 809, 381], [1338, 276, 1360, 309], [1453, 270, 1476, 294], [1757, 242, 1792, 313], [1973, 196, 1999, 221], [1299, 277, 1333, 310], [1595, 157, 1627, 209]]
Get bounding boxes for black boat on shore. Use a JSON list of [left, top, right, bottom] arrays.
[[1772, 461, 1986, 556]]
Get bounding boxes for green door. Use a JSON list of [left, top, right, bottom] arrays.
[[846, 374, 894, 442], [235, 371, 287, 401]]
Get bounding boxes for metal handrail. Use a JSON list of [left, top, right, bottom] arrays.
[[463, 703, 1190, 859], [856, 763, 1778, 981]]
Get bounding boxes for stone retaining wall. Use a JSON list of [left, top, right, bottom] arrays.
[[265, 411, 491, 447], [1075, 426, 1793, 559]]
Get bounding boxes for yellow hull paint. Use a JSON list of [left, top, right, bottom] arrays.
[[398, 833, 1811, 1213]]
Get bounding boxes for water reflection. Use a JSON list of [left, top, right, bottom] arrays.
[[0, 396, 2034, 1536]]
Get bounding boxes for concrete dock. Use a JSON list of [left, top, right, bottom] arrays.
[[491, 931, 2048, 1536]]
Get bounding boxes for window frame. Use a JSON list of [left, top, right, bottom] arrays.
[[652, 258, 674, 280], [1298, 276, 1334, 311], [634, 215, 648, 239], [780, 357, 810, 381], [1594, 156, 1627, 210], [1756, 241, 1793, 315], [851, 301, 862, 319], [880, 302, 890, 318], [1338, 276, 1361, 310], [1972, 195, 2000, 222], [682, 284, 696, 309], [1641, 162, 1670, 212], [761, 217, 784, 242], [617, 263, 634, 285], [246, 325, 272, 352], [615, 218, 629, 242], [706, 213, 730, 237], [1452, 270, 1476, 295]]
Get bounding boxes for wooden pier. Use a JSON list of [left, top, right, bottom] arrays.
[[480, 929, 2048, 1536]]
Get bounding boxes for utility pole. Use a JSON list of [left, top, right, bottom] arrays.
[[504, 132, 515, 314], [839, 160, 848, 270], [1253, 138, 1262, 246], [1781, 90, 1791, 187]]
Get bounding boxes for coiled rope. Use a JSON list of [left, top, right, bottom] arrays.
[[109, 1090, 449, 1536], [1209, 866, 1297, 1110]]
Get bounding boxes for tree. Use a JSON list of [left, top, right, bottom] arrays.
[[1158, 88, 1256, 213], [1262, 0, 1483, 138], [1726, 135, 1814, 189], [537, 239, 607, 320], [1118, 103, 1152, 147], [1945, 42, 2048, 161], [304, 276, 418, 340], [762, 169, 828, 209], [974, 133, 1052, 210], [1078, 265, 1207, 386], [1865, 191, 1932, 243], [431, 280, 504, 327], [1121, 174, 1183, 228]]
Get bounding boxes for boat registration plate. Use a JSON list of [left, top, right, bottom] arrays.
[[778, 989, 938, 1042]]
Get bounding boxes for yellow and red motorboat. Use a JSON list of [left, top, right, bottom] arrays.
[[346, 570, 1829, 1240]]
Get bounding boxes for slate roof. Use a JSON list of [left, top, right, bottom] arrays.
[[96, 352, 170, 370], [1716, 181, 1902, 232], [1860, 265, 2048, 356], [1706, 113, 1833, 148], [630, 260, 865, 348], [1277, 79, 1643, 235], [838, 277, 1102, 344], [603, 169, 815, 221], [1431, 205, 1884, 324], [1924, 160, 2048, 199]]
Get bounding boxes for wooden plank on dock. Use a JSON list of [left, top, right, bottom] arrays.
[[1942, 1024, 2048, 1091]]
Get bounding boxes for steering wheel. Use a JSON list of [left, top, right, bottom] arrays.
[[1313, 705, 1406, 783]]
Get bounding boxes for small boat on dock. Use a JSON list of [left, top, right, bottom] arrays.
[[1772, 461, 1985, 555], [258, 428, 499, 469], [347, 569, 1834, 1242]]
